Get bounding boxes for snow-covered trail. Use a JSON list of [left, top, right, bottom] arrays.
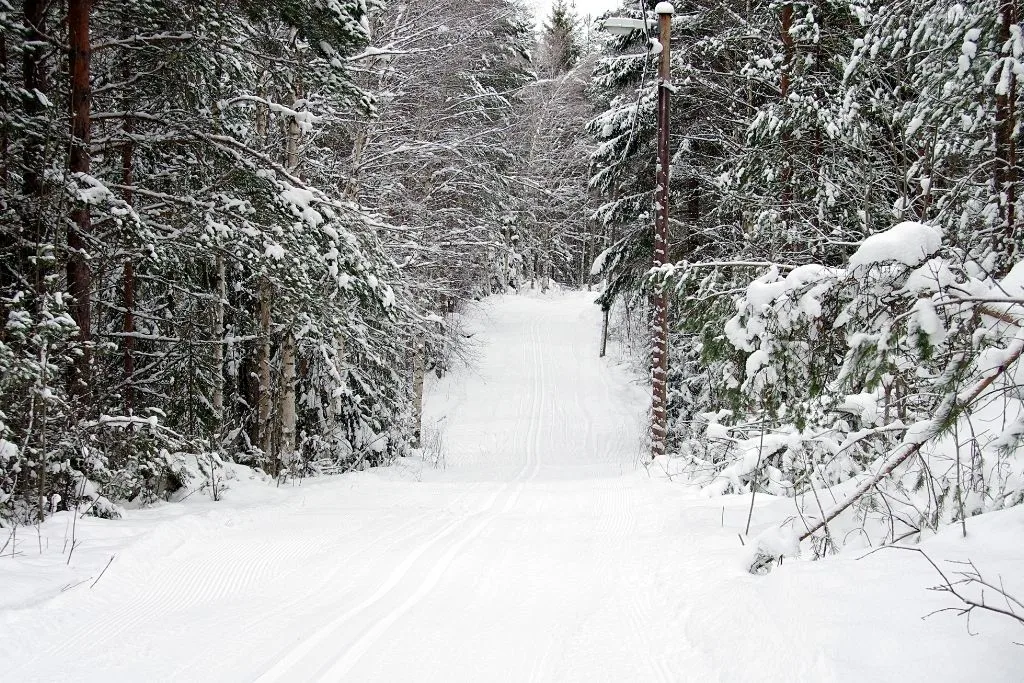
[[420, 291, 647, 480], [1, 291, 1018, 682]]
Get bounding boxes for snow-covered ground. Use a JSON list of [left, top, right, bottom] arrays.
[[1, 290, 1019, 681]]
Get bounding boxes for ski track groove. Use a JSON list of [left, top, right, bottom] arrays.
[[572, 331, 595, 467], [314, 308, 551, 680], [44, 486, 486, 678], [252, 481, 497, 683]]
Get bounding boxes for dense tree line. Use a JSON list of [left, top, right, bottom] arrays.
[[591, 0, 1023, 552], [0, 0, 604, 524], [4, 0, 1018, 559]]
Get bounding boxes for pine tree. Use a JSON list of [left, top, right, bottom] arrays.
[[538, 0, 584, 76]]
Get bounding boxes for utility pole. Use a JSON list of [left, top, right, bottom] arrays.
[[598, 4, 674, 458], [650, 2, 673, 460]]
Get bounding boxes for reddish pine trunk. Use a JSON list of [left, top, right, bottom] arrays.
[[780, 4, 794, 99], [995, 0, 1019, 270], [0, 35, 8, 189], [778, 3, 795, 247], [122, 122, 136, 411], [650, 10, 672, 459], [67, 0, 93, 396], [22, 0, 47, 286]]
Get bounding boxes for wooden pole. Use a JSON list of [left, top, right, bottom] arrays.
[[650, 3, 673, 459]]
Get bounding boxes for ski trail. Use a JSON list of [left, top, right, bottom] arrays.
[[254, 483, 498, 683], [3, 290, 1013, 683], [315, 479, 528, 681], [9, 291, 733, 683], [261, 310, 554, 680], [313, 305, 553, 679]]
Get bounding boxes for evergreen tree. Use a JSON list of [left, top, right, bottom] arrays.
[[539, 0, 584, 76]]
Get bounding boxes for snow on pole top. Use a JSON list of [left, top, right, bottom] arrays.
[[847, 221, 942, 270], [655, 2, 675, 14]]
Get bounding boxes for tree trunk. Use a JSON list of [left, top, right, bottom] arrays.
[[411, 342, 425, 448], [600, 305, 610, 358], [0, 34, 8, 189], [21, 0, 47, 297], [344, 128, 368, 200], [275, 102, 303, 475], [778, 2, 795, 251], [280, 331, 296, 473], [37, 395, 47, 522], [994, 0, 1019, 271], [0, 30, 11, 330], [327, 332, 347, 444], [580, 227, 589, 290], [67, 0, 93, 399], [779, 3, 794, 100], [212, 253, 225, 423], [650, 8, 672, 459], [121, 124, 135, 412], [258, 277, 273, 462], [285, 107, 300, 173]]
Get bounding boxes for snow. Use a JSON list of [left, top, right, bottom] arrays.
[[0, 439, 16, 462], [280, 186, 324, 227], [589, 246, 612, 275], [837, 392, 880, 425], [911, 296, 946, 345], [0, 291, 1019, 681], [984, 259, 1024, 322], [752, 524, 800, 561], [655, 1, 675, 14], [848, 221, 942, 270]]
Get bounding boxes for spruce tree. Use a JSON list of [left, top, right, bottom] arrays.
[[539, 0, 583, 76]]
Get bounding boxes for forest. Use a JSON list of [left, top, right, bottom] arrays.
[[1, 0, 1022, 574]]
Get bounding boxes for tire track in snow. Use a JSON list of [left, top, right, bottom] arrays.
[[256, 301, 551, 680], [592, 310, 640, 471], [297, 484, 532, 680], [571, 327, 595, 467], [527, 311, 545, 480]]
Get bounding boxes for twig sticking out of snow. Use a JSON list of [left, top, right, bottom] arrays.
[[869, 547, 1024, 640], [90, 555, 116, 589]]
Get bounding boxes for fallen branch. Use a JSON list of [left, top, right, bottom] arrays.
[[90, 555, 116, 589], [879, 547, 1024, 639], [800, 333, 1024, 542]]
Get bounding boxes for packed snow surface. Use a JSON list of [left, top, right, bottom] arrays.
[[1, 291, 1019, 681]]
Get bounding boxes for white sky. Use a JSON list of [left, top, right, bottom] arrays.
[[528, 0, 623, 23]]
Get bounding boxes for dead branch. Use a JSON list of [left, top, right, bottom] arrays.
[[800, 334, 1024, 542]]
